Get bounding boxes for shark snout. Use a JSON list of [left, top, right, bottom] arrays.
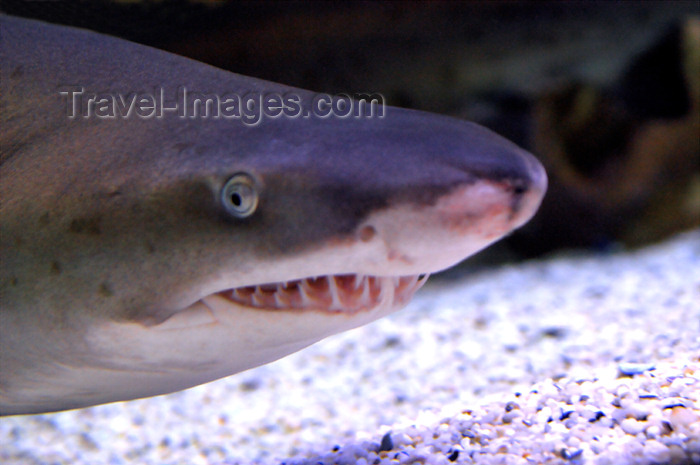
[[436, 119, 548, 233], [501, 147, 548, 228], [356, 133, 547, 276]]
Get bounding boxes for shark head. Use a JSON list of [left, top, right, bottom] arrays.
[[0, 15, 546, 415]]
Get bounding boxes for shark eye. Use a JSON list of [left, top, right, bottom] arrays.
[[221, 173, 258, 218]]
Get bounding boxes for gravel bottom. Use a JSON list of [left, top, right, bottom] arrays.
[[2, 231, 699, 465]]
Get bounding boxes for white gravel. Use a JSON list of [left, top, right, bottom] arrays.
[[2, 230, 699, 465]]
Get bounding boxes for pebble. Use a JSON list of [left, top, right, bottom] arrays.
[[1, 231, 698, 465], [620, 418, 646, 435], [618, 362, 656, 377]]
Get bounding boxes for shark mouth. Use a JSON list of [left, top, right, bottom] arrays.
[[217, 274, 429, 313]]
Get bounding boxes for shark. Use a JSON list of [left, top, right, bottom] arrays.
[[0, 15, 547, 415]]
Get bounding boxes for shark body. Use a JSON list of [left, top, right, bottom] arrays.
[[0, 15, 546, 415]]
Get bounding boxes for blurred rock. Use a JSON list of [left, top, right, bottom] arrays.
[[518, 17, 699, 254]]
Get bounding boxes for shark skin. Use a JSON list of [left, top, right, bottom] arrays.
[[0, 15, 547, 416]]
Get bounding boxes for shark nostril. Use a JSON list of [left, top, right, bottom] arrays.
[[513, 184, 526, 196], [358, 225, 377, 242]]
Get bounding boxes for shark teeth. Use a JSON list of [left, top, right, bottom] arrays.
[[219, 274, 429, 313]]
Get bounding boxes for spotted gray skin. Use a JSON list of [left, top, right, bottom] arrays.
[[0, 15, 547, 415]]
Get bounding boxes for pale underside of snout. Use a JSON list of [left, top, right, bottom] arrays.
[[8, 272, 421, 415]]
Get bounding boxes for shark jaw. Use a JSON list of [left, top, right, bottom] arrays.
[[217, 274, 429, 313], [154, 274, 429, 331]]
